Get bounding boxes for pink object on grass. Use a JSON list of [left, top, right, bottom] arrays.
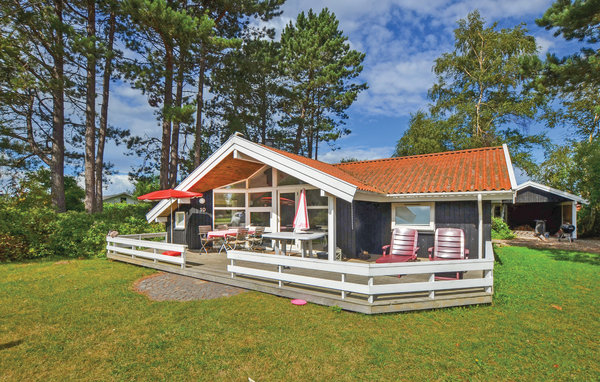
[[291, 299, 307, 306]]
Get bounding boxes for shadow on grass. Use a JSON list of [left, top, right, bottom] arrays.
[[546, 249, 600, 266], [0, 339, 24, 351]]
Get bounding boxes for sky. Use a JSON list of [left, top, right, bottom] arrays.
[[102, 0, 579, 195]]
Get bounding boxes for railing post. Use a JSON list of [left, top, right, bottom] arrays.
[[231, 258, 235, 278], [428, 274, 435, 299], [485, 269, 493, 294], [278, 265, 282, 287], [153, 248, 157, 263], [181, 249, 186, 269], [367, 277, 373, 303], [341, 273, 346, 300]]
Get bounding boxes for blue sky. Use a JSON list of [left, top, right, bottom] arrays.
[[103, 0, 579, 194]]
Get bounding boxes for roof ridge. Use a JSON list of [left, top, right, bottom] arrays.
[[334, 146, 504, 167]]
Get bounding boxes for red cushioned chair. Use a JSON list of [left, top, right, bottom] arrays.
[[376, 227, 419, 263], [428, 228, 469, 280]]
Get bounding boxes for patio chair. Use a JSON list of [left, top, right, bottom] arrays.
[[226, 228, 248, 250], [428, 228, 470, 280], [198, 225, 215, 254], [376, 227, 419, 263], [247, 226, 265, 251]]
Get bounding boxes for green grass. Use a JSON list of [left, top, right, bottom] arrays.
[[1, 247, 598, 381]]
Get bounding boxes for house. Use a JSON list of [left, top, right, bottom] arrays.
[[497, 181, 588, 238], [103, 192, 139, 205], [107, 134, 514, 313], [146, 134, 515, 260]]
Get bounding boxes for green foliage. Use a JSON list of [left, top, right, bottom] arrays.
[[396, 11, 548, 170], [279, 8, 367, 157], [0, 201, 160, 262], [491, 217, 515, 240], [394, 111, 451, 156]]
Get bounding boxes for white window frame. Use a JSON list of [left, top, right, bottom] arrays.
[[174, 211, 186, 230], [391, 202, 435, 231]]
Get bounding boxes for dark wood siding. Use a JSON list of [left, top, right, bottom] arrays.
[[167, 190, 213, 249], [352, 201, 391, 257], [336, 199, 355, 257], [350, 200, 491, 259], [516, 187, 569, 203]]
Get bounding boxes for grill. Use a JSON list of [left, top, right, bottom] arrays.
[[558, 224, 576, 242]]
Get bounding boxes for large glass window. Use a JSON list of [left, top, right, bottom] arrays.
[[250, 192, 272, 207], [306, 189, 327, 206], [249, 168, 272, 188], [250, 211, 270, 227], [308, 209, 327, 231], [392, 203, 434, 230], [215, 210, 245, 227], [278, 171, 307, 186], [214, 193, 245, 208]]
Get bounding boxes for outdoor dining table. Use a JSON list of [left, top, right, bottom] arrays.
[[262, 231, 327, 258], [207, 228, 256, 253]]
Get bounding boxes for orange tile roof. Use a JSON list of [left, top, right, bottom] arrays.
[[263, 144, 512, 194], [334, 146, 512, 194], [261, 145, 383, 193]]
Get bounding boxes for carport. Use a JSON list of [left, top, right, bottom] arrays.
[[501, 181, 587, 239]]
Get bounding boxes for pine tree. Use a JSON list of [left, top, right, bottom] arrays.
[[279, 8, 367, 158]]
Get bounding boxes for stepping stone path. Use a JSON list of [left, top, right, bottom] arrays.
[[134, 272, 247, 301]]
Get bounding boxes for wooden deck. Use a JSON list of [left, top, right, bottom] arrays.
[[108, 250, 492, 314]]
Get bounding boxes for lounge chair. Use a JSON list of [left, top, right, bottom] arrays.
[[226, 228, 248, 250], [428, 228, 470, 280], [247, 226, 265, 251], [376, 227, 419, 263]]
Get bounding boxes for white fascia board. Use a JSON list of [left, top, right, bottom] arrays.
[[233, 139, 357, 202], [502, 144, 518, 190], [354, 190, 514, 203], [146, 136, 358, 222], [516, 181, 589, 204]]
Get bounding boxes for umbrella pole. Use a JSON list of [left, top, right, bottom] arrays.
[[170, 198, 173, 244]]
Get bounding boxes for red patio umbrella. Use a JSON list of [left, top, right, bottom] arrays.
[[138, 189, 203, 243], [293, 188, 309, 233]]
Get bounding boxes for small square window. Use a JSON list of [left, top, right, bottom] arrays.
[[175, 211, 185, 229]]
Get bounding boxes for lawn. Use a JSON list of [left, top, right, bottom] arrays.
[[1, 246, 598, 381]]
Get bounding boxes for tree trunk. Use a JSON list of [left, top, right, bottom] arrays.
[[84, 0, 96, 213], [193, 55, 206, 167], [169, 52, 185, 188], [51, 0, 66, 212], [95, 11, 116, 213], [160, 40, 174, 190]]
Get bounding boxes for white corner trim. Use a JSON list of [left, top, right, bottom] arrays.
[[516, 181, 589, 204], [502, 144, 517, 190]]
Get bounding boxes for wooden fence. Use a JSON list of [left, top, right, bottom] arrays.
[[106, 232, 187, 269]]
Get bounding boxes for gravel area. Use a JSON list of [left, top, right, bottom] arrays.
[[133, 272, 247, 301], [494, 237, 600, 254]]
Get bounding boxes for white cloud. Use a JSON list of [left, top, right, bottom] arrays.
[[319, 145, 395, 163], [104, 173, 135, 196]]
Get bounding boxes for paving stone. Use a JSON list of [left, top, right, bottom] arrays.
[[134, 272, 247, 301]]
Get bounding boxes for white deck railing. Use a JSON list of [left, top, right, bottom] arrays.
[[227, 241, 494, 303], [106, 232, 187, 269]]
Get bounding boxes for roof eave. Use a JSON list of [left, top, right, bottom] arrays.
[[354, 189, 515, 202]]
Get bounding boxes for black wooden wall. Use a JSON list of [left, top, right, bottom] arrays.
[[338, 200, 491, 259], [167, 190, 213, 249], [516, 187, 569, 203], [507, 202, 562, 234]]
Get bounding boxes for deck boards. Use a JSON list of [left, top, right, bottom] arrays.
[[108, 250, 491, 314]]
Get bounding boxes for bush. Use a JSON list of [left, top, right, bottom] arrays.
[[492, 217, 515, 240], [0, 201, 161, 262]]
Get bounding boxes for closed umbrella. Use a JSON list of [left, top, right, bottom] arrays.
[[138, 189, 203, 243], [293, 188, 310, 233]]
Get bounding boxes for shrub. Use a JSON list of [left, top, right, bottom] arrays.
[[0, 201, 161, 262], [492, 217, 515, 240]]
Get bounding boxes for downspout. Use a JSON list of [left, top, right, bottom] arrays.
[[478, 193, 483, 259]]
